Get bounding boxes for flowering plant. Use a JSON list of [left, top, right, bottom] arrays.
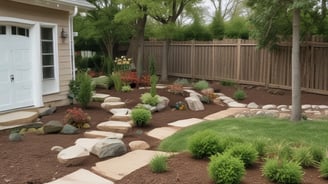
[[114, 56, 132, 72], [64, 107, 91, 128]]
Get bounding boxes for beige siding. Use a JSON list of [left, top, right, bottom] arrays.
[[0, 0, 72, 106]]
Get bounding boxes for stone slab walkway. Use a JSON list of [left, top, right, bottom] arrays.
[[204, 108, 248, 120], [146, 127, 181, 140], [92, 150, 170, 181], [0, 111, 38, 129], [45, 169, 114, 184], [168, 118, 205, 128]]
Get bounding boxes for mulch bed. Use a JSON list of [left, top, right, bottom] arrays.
[[0, 83, 327, 184]]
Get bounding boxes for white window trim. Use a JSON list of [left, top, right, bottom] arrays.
[[40, 23, 60, 95]]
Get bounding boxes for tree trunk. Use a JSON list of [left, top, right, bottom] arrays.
[[136, 15, 147, 78], [160, 39, 170, 82], [291, 8, 301, 121]]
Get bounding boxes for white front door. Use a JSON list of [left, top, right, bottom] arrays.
[[0, 25, 33, 111]]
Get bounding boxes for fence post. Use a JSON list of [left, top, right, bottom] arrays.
[[236, 39, 241, 81], [191, 40, 195, 79], [211, 40, 215, 79]]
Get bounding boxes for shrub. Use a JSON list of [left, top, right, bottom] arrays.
[[251, 138, 268, 158], [310, 146, 325, 163], [140, 92, 159, 106], [131, 108, 152, 127], [174, 78, 190, 86], [233, 89, 246, 100], [92, 76, 109, 89], [64, 107, 91, 128], [319, 159, 328, 179], [149, 155, 168, 173], [220, 80, 235, 86], [188, 130, 223, 159], [68, 79, 80, 100], [121, 85, 132, 92], [193, 80, 209, 90], [292, 146, 316, 168], [111, 72, 122, 91], [266, 142, 293, 160], [76, 72, 92, 108], [208, 153, 245, 184], [225, 143, 258, 168], [262, 159, 303, 184], [220, 136, 245, 150], [149, 56, 156, 76], [150, 75, 158, 97]]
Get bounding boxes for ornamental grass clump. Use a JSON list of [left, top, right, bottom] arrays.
[[140, 92, 159, 106], [292, 146, 316, 168], [208, 153, 245, 184], [149, 155, 168, 173], [225, 143, 258, 168], [319, 159, 328, 179], [262, 159, 303, 184], [193, 80, 209, 90], [131, 108, 152, 127], [233, 89, 247, 100], [188, 130, 223, 159]]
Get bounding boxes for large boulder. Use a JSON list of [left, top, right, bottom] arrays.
[[43, 120, 63, 134], [57, 145, 89, 166], [91, 138, 127, 159], [185, 96, 204, 111], [156, 96, 169, 112]]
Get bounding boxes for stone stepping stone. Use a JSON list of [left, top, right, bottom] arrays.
[[168, 118, 204, 128], [57, 145, 90, 166], [204, 108, 248, 120], [45, 168, 114, 184], [92, 93, 110, 102], [92, 150, 170, 181], [84, 130, 123, 139], [101, 102, 126, 111], [109, 108, 131, 115], [129, 140, 150, 151], [75, 138, 103, 152], [104, 97, 121, 103], [156, 84, 168, 89], [97, 120, 132, 134], [228, 101, 247, 108], [0, 111, 38, 126], [146, 127, 180, 140]]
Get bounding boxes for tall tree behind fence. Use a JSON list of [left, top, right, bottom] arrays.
[[141, 39, 328, 95]]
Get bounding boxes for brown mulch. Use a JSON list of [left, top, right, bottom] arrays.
[[0, 83, 327, 184]]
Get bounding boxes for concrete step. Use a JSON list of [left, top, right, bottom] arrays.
[[0, 111, 39, 130]]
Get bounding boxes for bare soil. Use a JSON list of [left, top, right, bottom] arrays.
[[0, 83, 327, 184]]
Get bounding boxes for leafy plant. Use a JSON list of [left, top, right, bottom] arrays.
[[225, 143, 258, 168], [292, 146, 316, 168], [76, 72, 93, 108], [121, 85, 132, 92], [149, 155, 168, 173], [233, 89, 247, 100], [208, 153, 245, 184], [220, 80, 235, 86], [111, 72, 122, 91], [188, 130, 223, 159], [262, 159, 303, 184], [193, 80, 209, 90], [140, 92, 159, 106], [174, 78, 190, 86], [131, 108, 152, 127], [64, 107, 91, 128], [150, 75, 158, 97], [149, 56, 156, 76], [319, 159, 328, 179], [251, 138, 268, 158], [266, 142, 293, 160], [310, 146, 325, 163]]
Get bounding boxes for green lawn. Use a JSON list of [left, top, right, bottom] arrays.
[[159, 117, 328, 152]]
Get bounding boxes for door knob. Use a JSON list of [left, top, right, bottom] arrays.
[[10, 74, 14, 82]]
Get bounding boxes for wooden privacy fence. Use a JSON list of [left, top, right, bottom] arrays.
[[141, 39, 328, 95]]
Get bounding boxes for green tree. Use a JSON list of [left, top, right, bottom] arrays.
[[224, 16, 250, 39], [247, 0, 318, 121], [210, 10, 225, 40]]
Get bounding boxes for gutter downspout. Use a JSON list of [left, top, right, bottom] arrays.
[[69, 6, 78, 80]]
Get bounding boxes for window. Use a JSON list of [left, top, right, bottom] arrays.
[[11, 26, 29, 37], [0, 26, 5, 35], [41, 27, 55, 79]]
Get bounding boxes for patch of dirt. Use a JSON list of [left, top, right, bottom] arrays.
[[0, 83, 327, 184]]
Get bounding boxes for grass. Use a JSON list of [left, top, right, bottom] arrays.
[[158, 117, 328, 152]]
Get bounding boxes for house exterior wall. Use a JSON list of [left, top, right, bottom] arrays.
[[0, 0, 72, 107]]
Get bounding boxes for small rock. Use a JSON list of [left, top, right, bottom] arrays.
[[277, 105, 288, 109], [262, 104, 277, 110], [312, 105, 319, 110], [264, 110, 279, 118], [43, 120, 63, 134], [213, 98, 224, 106], [279, 113, 291, 119], [223, 99, 235, 104], [91, 138, 127, 159], [185, 96, 205, 111], [9, 133, 23, 142], [51, 146, 64, 152], [228, 101, 247, 108], [156, 96, 170, 112], [38, 106, 57, 117], [234, 114, 246, 118], [301, 104, 312, 110], [247, 102, 259, 109], [280, 108, 290, 112], [129, 140, 150, 151], [201, 88, 214, 96], [60, 124, 79, 134], [57, 145, 89, 166], [319, 105, 328, 110]]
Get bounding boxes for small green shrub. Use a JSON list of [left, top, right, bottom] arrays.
[[140, 92, 159, 106], [319, 159, 328, 179], [188, 130, 223, 159], [76, 72, 92, 108], [193, 80, 209, 90], [150, 75, 158, 97], [111, 72, 122, 91], [174, 78, 190, 86], [251, 138, 268, 158], [208, 153, 245, 184], [121, 85, 132, 92], [92, 76, 109, 89], [266, 142, 293, 160], [292, 146, 316, 168], [221, 80, 235, 86], [225, 143, 258, 167], [262, 159, 303, 184], [149, 155, 168, 173], [131, 108, 152, 127], [310, 146, 325, 163], [233, 89, 246, 100], [149, 56, 156, 76], [220, 136, 245, 150]]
